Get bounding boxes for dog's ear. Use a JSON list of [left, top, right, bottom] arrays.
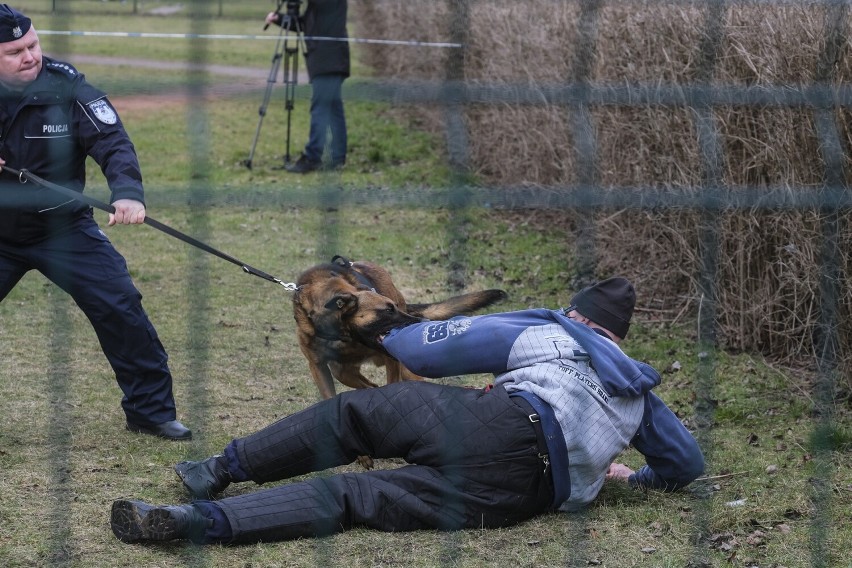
[[325, 293, 358, 314]]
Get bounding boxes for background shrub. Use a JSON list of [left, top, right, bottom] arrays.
[[353, 0, 852, 391]]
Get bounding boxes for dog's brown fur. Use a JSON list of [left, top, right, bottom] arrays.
[[293, 257, 507, 400]]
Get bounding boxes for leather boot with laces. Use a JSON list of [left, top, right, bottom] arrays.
[[174, 454, 232, 499]]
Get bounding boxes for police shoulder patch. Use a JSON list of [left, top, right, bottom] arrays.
[[87, 98, 118, 125]]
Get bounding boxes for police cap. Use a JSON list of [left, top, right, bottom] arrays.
[[0, 4, 31, 43]]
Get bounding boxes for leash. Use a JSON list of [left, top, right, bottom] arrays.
[[3, 166, 299, 291]]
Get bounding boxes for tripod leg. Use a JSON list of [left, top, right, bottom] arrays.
[[244, 32, 286, 169], [283, 45, 300, 165]]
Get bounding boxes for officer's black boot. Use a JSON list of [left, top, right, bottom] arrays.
[[110, 500, 210, 543], [174, 454, 232, 499]]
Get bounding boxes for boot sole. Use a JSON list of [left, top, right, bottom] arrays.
[[173, 460, 228, 499], [111, 500, 182, 543]]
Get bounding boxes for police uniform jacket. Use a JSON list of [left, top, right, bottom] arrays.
[[0, 57, 144, 245]]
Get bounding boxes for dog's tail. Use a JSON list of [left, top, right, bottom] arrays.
[[407, 289, 508, 320]]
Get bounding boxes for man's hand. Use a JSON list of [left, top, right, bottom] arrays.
[[265, 12, 279, 25], [109, 199, 146, 226], [606, 462, 635, 483]]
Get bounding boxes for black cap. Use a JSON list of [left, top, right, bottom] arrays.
[[569, 277, 635, 339], [0, 4, 31, 43]]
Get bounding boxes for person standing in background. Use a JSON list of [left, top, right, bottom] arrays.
[[266, 0, 350, 173]]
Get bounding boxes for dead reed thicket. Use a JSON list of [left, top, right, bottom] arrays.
[[352, 1, 852, 391]]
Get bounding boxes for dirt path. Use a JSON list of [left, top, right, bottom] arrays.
[[71, 55, 309, 111], [72, 54, 274, 80]]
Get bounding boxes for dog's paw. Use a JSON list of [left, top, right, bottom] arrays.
[[356, 455, 374, 470]]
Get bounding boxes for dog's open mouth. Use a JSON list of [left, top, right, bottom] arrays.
[[359, 319, 421, 350]]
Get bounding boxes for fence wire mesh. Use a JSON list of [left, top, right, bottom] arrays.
[[3, 0, 847, 566]]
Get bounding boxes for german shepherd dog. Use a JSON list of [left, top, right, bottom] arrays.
[[293, 256, 507, 400]]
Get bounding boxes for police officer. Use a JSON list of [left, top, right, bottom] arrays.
[[0, 5, 191, 440]]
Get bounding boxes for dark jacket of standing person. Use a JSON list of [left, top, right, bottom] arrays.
[[302, 0, 349, 79]]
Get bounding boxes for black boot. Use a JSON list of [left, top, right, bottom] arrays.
[[126, 419, 192, 441], [174, 454, 232, 499], [110, 500, 210, 543], [284, 154, 321, 174]]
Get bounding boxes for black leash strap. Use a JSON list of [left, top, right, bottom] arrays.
[[5, 166, 297, 290]]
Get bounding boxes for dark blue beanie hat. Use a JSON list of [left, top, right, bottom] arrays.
[[0, 4, 31, 43], [569, 277, 635, 339]]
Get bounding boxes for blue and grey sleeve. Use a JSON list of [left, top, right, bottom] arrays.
[[628, 392, 705, 491], [382, 310, 550, 378]]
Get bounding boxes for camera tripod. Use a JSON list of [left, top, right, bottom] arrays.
[[244, 2, 305, 170]]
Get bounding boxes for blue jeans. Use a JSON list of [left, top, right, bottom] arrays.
[[303, 74, 347, 165]]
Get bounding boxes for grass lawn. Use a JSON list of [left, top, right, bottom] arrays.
[[0, 5, 849, 568], [2, 205, 849, 568]]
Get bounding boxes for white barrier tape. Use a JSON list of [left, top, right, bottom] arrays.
[[39, 30, 462, 48]]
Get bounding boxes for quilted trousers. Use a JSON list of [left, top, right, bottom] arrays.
[[215, 381, 554, 544]]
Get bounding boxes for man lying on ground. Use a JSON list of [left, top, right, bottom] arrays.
[[110, 277, 704, 545]]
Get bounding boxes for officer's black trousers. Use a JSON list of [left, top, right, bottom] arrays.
[[215, 381, 554, 544], [0, 215, 177, 425]]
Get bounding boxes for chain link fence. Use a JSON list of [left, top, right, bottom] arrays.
[[13, 0, 849, 565]]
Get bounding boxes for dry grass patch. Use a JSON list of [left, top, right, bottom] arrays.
[[352, 0, 852, 390]]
